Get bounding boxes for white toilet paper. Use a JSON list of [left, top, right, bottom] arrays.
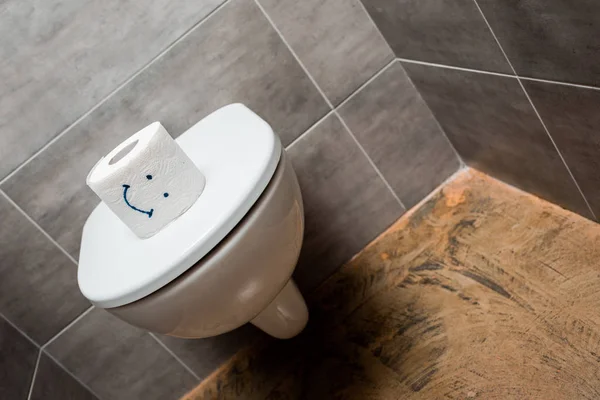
[[87, 122, 205, 238]]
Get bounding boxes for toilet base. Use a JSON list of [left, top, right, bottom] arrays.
[[250, 279, 308, 339]]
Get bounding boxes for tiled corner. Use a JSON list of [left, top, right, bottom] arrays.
[[402, 63, 592, 219], [360, 0, 510, 73], [477, 0, 600, 86], [156, 324, 263, 380], [0, 0, 225, 180], [288, 114, 405, 291], [339, 62, 460, 208], [30, 354, 98, 400], [257, 0, 393, 105], [1, 0, 328, 259], [0, 193, 89, 344], [0, 316, 38, 399], [46, 308, 198, 400], [524, 81, 600, 218]]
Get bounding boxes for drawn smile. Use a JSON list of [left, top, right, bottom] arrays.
[[122, 184, 154, 218]]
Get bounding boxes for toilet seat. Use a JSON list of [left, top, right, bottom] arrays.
[[78, 104, 281, 308]]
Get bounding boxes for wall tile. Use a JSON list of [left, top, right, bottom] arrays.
[[402, 63, 592, 219], [258, 0, 393, 105], [339, 62, 459, 208], [524, 81, 600, 217], [361, 0, 510, 73], [2, 0, 329, 259], [288, 114, 405, 290], [477, 0, 600, 86], [30, 354, 98, 400], [0, 317, 38, 399], [0, 194, 89, 344], [0, 0, 225, 180], [46, 308, 198, 400], [157, 324, 262, 379]]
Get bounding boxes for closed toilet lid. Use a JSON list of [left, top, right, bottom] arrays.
[[78, 104, 281, 308]]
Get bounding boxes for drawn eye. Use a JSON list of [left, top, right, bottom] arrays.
[[163, 193, 169, 198], [146, 174, 153, 180]]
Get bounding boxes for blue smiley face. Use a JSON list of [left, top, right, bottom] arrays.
[[122, 174, 169, 218]]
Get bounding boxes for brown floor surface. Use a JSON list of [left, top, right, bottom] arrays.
[[183, 169, 600, 399]]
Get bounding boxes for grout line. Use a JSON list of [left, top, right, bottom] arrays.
[[336, 111, 407, 210], [26, 350, 42, 400], [256, 0, 405, 209], [519, 75, 600, 92], [149, 333, 202, 381], [287, 59, 396, 151], [398, 57, 600, 94], [472, 0, 598, 221], [0, 189, 79, 266], [336, 59, 397, 110], [41, 306, 94, 349], [354, 0, 396, 57], [397, 57, 516, 79], [285, 110, 334, 150], [522, 87, 597, 219], [0, 312, 39, 347], [0, 0, 233, 187], [470, 0, 519, 80], [43, 350, 104, 400], [405, 165, 469, 216], [397, 58, 465, 167], [426, 105, 465, 168], [253, 0, 334, 109]]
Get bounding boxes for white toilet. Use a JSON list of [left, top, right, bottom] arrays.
[[78, 104, 308, 339]]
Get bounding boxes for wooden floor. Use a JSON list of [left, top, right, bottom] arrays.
[[184, 169, 600, 399]]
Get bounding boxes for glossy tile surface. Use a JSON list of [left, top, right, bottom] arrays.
[[361, 0, 510, 72], [2, 0, 328, 258], [258, 0, 393, 105], [0, 0, 224, 179], [402, 63, 592, 219], [30, 354, 98, 400], [288, 114, 405, 290], [478, 0, 600, 85], [524, 81, 600, 218], [0, 194, 89, 344], [339, 62, 459, 208], [185, 169, 600, 399], [157, 324, 262, 379], [0, 317, 38, 399], [46, 308, 197, 400]]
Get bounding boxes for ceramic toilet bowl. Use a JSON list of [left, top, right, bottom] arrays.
[[78, 104, 309, 340], [108, 150, 308, 339]]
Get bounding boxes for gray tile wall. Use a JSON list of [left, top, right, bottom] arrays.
[[362, 0, 600, 221], [0, 0, 459, 398]]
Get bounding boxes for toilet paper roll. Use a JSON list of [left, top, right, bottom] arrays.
[[87, 122, 205, 238]]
